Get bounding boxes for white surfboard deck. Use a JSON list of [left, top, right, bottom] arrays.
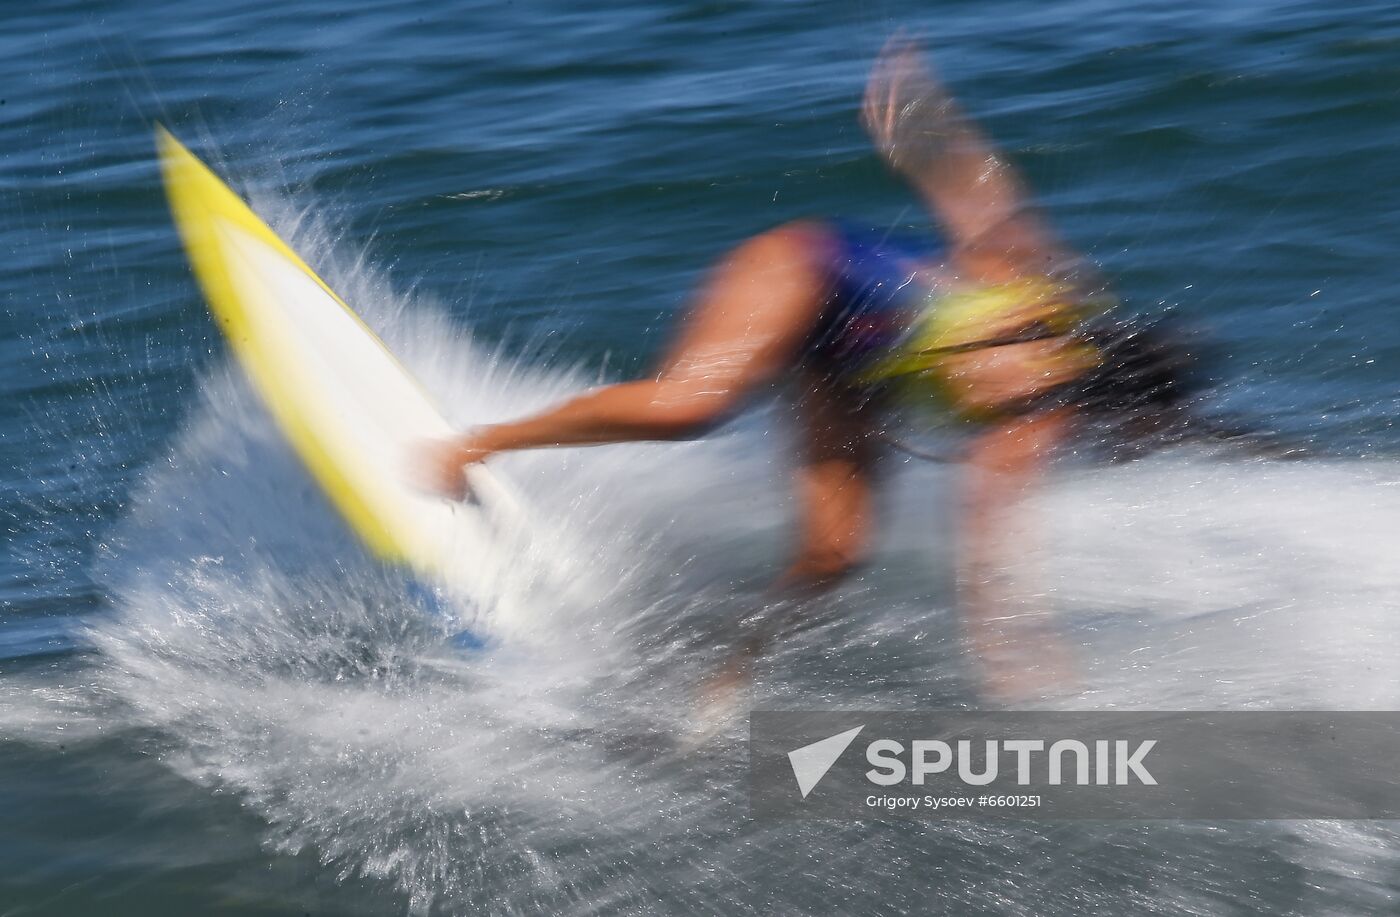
[[157, 126, 523, 635]]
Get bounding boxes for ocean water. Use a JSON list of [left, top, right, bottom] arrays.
[[5, 0, 1400, 913]]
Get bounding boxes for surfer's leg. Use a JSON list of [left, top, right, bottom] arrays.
[[779, 376, 879, 591], [694, 379, 876, 714], [959, 407, 1075, 700]]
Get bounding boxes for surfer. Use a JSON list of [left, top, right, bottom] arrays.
[[418, 40, 1250, 698]]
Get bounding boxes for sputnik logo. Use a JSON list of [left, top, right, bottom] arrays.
[[787, 725, 865, 798]]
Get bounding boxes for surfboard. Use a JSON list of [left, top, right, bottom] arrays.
[[156, 126, 522, 635]]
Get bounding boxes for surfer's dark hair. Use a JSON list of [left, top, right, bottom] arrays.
[[1073, 319, 1305, 461]]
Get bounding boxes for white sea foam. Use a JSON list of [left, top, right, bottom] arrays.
[[12, 193, 1400, 912]]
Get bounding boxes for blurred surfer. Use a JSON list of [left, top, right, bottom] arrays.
[[419, 39, 1270, 702]]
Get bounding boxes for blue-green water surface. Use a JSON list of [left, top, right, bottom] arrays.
[[6, 1, 1400, 913]]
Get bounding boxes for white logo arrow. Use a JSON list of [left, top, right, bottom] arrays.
[[788, 725, 865, 799]]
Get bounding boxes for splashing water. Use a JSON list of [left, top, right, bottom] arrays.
[[8, 185, 1400, 913], [59, 191, 788, 911]]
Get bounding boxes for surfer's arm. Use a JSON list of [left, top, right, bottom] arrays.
[[420, 224, 829, 499], [418, 381, 737, 499], [473, 377, 741, 452], [432, 223, 830, 467], [861, 39, 1066, 276]]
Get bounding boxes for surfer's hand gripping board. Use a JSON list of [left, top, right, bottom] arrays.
[[411, 434, 498, 503]]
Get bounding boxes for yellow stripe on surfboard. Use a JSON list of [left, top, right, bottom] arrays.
[[156, 126, 412, 564]]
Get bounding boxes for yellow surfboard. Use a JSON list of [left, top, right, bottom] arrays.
[[157, 126, 521, 621]]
